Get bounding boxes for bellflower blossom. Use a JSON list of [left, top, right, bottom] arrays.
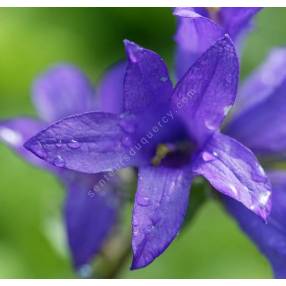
[[175, 7, 286, 278], [0, 64, 125, 271], [25, 36, 272, 270], [174, 7, 262, 78]]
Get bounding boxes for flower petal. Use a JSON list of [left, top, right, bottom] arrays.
[[24, 112, 149, 173], [63, 172, 118, 269], [192, 132, 271, 220], [174, 8, 224, 78], [172, 35, 239, 145], [223, 171, 286, 278], [219, 8, 262, 40], [123, 40, 172, 114], [226, 49, 286, 159], [32, 64, 94, 122], [131, 166, 191, 269], [0, 117, 48, 167], [97, 62, 126, 114]]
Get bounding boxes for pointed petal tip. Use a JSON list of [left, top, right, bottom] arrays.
[[123, 39, 143, 63], [130, 255, 149, 271]]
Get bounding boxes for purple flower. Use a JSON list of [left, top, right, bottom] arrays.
[[223, 48, 286, 278], [25, 36, 271, 270], [174, 7, 262, 78], [0, 64, 125, 271]]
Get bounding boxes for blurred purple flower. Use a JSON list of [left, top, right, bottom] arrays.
[[174, 7, 262, 78], [223, 48, 286, 278], [25, 36, 272, 269], [0, 64, 126, 271]]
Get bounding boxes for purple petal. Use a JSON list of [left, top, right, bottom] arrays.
[[97, 62, 126, 114], [232, 48, 286, 115], [63, 172, 118, 269], [172, 35, 239, 145], [123, 40, 172, 114], [219, 8, 262, 40], [192, 132, 271, 220], [24, 112, 149, 173], [223, 171, 286, 278], [131, 166, 191, 269], [174, 8, 224, 79], [0, 117, 49, 167], [32, 64, 95, 122], [226, 49, 286, 159]]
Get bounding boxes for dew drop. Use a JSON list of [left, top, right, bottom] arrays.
[[146, 224, 155, 233], [160, 76, 168, 82], [68, 139, 81, 149], [258, 191, 271, 206], [56, 140, 62, 148], [53, 155, 65, 167], [223, 105, 232, 116], [202, 152, 215, 162], [212, 151, 218, 157], [205, 120, 216, 130], [137, 196, 151, 207], [228, 184, 238, 195], [119, 120, 135, 134], [121, 136, 133, 147]]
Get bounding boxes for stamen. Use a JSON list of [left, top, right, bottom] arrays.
[[151, 144, 172, 166]]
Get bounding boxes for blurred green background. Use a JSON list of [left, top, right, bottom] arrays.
[[0, 8, 284, 278]]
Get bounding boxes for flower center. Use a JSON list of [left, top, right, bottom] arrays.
[[151, 141, 194, 168]]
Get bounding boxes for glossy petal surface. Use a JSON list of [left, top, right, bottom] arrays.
[[224, 171, 286, 278], [192, 132, 271, 219], [123, 40, 172, 114], [172, 35, 239, 145], [25, 112, 149, 173], [32, 65, 94, 122], [131, 166, 191, 269], [63, 172, 118, 269]]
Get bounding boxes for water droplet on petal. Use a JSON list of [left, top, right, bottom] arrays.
[[137, 196, 151, 207], [146, 224, 155, 233], [223, 105, 232, 116], [212, 151, 218, 157], [119, 120, 135, 134], [68, 139, 80, 149], [258, 191, 271, 206], [121, 136, 133, 147], [53, 155, 65, 167], [56, 140, 62, 148], [160, 76, 168, 82], [228, 184, 238, 195], [202, 152, 215, 162], [205, 120, 216, 130]]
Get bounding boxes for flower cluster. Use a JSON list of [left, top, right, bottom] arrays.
[[1, 7, 286, 278]]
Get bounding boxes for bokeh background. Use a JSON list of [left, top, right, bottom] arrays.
[[0, 8, 284, 278]]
